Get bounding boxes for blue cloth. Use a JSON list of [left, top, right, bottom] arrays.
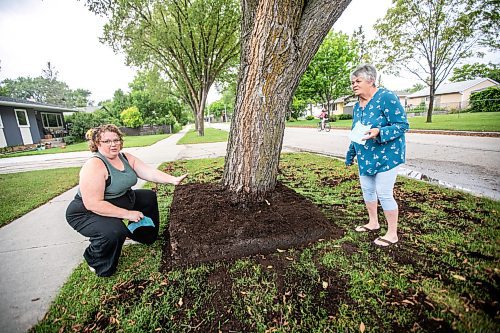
[[127, 216, 155, 233], [345, 88, 409, 176]]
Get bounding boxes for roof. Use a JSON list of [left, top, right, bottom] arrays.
[[408, 78, 499, 98], [393, 90, 410, 97], [0, 96, 80, 113], [334, 95, 351, 103], [77, 106, 101, 113]]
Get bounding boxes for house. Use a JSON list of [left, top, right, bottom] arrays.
[[407, 78, 499, 111], [393, 90, 410, 109], [333, 95, 356, 115], [0, 96, 79, 148]]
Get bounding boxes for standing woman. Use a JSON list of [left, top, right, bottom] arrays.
[[345, 64, 409, 246], [66, 124, 187, 276]]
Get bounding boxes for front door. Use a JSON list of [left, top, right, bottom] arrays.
[[0, 114, 6, 147], [15, 109, 33, 145]]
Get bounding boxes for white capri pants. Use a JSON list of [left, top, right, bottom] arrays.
[[359, 166, 399, 211]]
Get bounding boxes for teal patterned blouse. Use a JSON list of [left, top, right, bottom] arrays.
[[345, 88, 409, 176]]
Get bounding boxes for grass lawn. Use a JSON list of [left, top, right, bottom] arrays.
[[177, 127, 229, 144], [33, 153, 499, 332], [0, 134, 171, 159], [0, 167, 80, 227], [408, 112, 500, 131], [286, 111, 500, 132]]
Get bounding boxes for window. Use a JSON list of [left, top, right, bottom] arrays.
[[41, 112, 63, 128], [0, 114, 3, 128], [15, 109, 29, 126]]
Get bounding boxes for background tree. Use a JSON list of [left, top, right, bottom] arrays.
[[289, 97, 308, 120], [476, 0, 500, 50], [372, 0, 486, 122], [450, 63, 500, 83], [0, 62, 92, 107], [120, 106, 144, 128], [128, 70, 188, 126], [294, 31, 358, 113], [405, 82, 425, 93], [223, 0, 351, 203], [90, 0, 240, 136], [41, 61, 58, 81]]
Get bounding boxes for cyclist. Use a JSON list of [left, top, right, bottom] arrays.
[[319, 108, 328, 130]]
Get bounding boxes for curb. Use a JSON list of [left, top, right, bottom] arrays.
[[287, 125, 500, 138]]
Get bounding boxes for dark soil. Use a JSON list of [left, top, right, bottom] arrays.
[[161, 182, 341, 270]]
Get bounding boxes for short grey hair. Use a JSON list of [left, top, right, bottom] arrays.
[[351, 64, 377, 86]]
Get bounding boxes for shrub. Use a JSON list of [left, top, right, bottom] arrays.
[[288, 117, 297, 122], [120, 106, 144, 128], [173, 122, 182, 133], [338, 114, 352, 120], [63, 136, 78, 145], [469, 86, 500, 112], [328, 115, 337, 122], [65, 113, 95, 140], [306, 115, 315, 120]]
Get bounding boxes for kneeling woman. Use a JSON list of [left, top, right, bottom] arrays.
[[66, 124, 187, 277]]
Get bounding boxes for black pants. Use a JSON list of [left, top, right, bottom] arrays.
[[66, 189, 159, 277]]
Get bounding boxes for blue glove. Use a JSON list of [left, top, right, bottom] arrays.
[[128, 216, 155, 233]]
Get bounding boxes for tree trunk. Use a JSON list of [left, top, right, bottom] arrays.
[[426, 80, 435, 123], [223, 0, 351, 203]]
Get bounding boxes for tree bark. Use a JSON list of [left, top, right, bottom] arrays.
[[426, 78, 435, 123], [223, 0, 351, 203]]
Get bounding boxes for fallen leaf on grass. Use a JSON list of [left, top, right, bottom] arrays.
[[360, 321, 366, 332], [285, 257, 294, 261], [452, 274, 466, 281], [277, 248, 286, 253], [402, 299, 415, 305], [178, 297, 183, 307], [322, 281, 328, 289]]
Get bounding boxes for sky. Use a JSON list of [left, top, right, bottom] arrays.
[[0, 0, 497, 105]]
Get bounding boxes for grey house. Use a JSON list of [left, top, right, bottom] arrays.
[[0, 96, 79, 148]]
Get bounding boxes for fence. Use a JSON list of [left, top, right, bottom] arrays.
[[119, 124, 172, 136]]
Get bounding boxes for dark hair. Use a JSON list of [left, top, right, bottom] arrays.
[[86, 124, 123, 152]]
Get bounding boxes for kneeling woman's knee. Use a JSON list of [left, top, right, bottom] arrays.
[[102, 224, 129, 246]]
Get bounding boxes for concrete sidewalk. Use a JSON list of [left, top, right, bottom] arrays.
[[0, 127, 229, 333]]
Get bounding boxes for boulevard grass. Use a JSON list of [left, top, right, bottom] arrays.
[[0, 167, 80, 227], [177, 127, 229, 144], [287, 111, 500, 132], [0, 134, 171, 158], [33, 153, 499, 332]]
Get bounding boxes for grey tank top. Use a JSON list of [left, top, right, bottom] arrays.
[[78, 151, 138, 199]]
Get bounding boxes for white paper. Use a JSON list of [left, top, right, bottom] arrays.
[[348, 121, 372, 145]]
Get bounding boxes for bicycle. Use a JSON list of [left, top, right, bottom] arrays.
[[317, 120, 331, 132]]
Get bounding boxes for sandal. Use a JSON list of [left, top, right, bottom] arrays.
[[374, 237, 398, 247], [355, 225, 380, 232]]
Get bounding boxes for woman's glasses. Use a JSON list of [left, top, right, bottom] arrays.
[[100, 139, 122, 145]]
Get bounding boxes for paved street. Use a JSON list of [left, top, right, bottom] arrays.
[[212, 124, 500, 200]]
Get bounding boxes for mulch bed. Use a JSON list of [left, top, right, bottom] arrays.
[[161, 182, 340, 270]]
